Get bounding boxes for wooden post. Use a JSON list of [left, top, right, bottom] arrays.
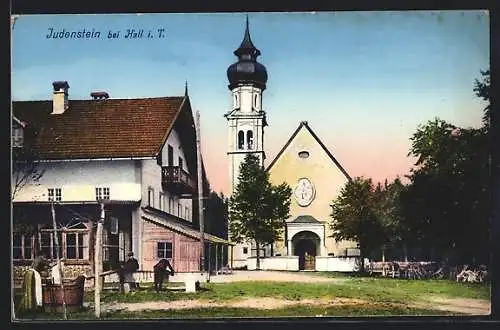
[[381, 245, 386, 277], [230, 245, 234, 269], [209, 244, 212, 279], [196, 110, 205, 272], [215, 244, 219, 274], [51, 202, 67, 319], [94, 202, 105, 318]]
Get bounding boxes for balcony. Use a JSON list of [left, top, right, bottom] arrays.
[[161, 166, 195, 195]]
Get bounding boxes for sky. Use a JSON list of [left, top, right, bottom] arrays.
[[11, 11, 490, 195]]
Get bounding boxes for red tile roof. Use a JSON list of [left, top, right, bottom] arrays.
[[12, 96, 187, 160]]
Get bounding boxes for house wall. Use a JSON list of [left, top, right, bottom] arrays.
[[141, 219, 200, 273], [13, 160, 141, 202], [142, 128, 193, 222], [268, 126, 358, 256], [137, 127, 195, 270]]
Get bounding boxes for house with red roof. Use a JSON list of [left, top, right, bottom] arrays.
[[11, 81, 231, 285]]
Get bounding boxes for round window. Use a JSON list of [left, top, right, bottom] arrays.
[[298, 151, 310, 158]]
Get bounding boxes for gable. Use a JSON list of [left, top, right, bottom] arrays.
[[267, 121, 352, 222], [266, 121, 351, 181]]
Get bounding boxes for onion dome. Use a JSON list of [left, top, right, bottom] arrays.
[[227, 16, 268, 90]]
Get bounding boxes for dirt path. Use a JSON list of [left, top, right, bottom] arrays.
[[104, 297, 368, 312], [103, 296, 489, 315], [411, 296, 490, 315]]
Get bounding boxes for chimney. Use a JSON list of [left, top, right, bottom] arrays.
[[90, 91, 110, 100], [52, 81, 70, 114]]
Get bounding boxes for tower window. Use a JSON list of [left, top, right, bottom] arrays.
[[254, 94, 258, 109], [238, 130, 244, 150], [247, 130, 254, 150], [234, 94, 239, 108]]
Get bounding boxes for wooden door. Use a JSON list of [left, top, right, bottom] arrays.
[[304, 254, 315, 270]]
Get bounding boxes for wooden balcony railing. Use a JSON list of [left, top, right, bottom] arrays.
[[161, 166, 195, 195]]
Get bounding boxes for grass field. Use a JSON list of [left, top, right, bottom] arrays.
[[13, 273, 491, 320]]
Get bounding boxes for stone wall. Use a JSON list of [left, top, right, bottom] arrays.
[[12, 264, 93, 289]]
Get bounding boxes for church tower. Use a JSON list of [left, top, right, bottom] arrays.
[[225, 16, 268, 194], [225, 16, 268, 267]]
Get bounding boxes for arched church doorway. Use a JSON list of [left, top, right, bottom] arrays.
[[292, 231, 320, 270]]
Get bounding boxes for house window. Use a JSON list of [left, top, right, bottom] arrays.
[[167, 145, 174, 166], [157, 241, 173, 259], [178, 202, 182, 218], [65, 233, 86, 259], [95, 187, 110, 200], [185, 206, 189, 220], [168, 197, 173, 213], [243, 247, 248, 254], [247, 130, 254, 150], [178, 157, 183, 170], [12, 233, 35, 260], [13, 127, 24, 148], [39, 225, 88, 260], [159, 192, 165, 211], [238, 131, 244, 150], [40, 231, 63, 259], [148, 187, 154, 207], [48, 188, 62, 202]]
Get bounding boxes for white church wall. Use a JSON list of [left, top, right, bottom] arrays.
[[232, 86, 261, 113], [268, 124, 357, 257], [247, 256, 299, 271]]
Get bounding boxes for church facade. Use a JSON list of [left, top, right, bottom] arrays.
[[225, 18, 363, 271], [266, 121, 360, 271]]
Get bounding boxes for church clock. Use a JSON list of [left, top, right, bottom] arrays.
[[294, 178, 315, 207]]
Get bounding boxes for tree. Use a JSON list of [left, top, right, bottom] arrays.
[[402, 113, 490, 264], [228, 154, 292, 270], [373, 178, 408, 261], [473, 69, 490, 129], [12, 148, 45, 200], [330, 177, 385, 272], [11, 120, 45, 200], [205, 191, 229, 240]]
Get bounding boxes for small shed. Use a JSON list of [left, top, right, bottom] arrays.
[[141, 207, 233, 273]]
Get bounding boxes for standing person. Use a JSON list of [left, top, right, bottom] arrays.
[[153, 259, 175, 293], [123, 252, 139, 290], [20, 251, 50, 313]]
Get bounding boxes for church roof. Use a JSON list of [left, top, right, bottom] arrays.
[[227, 15, 268, 91], [289, 215, 322, 224], [266, 121, 352, 181]]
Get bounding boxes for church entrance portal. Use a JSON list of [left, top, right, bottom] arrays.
[[292, 231, 320, 271]]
